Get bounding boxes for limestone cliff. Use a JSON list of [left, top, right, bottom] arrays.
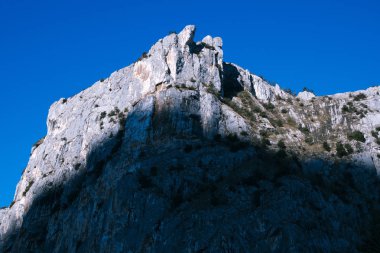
[[1, 25, 380, 252]]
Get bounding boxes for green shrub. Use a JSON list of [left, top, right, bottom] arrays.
[[303, 87, 314, 93], [298, 124, 310, 134], [305, 137, 313, 145], [263, 103, 275, 110], [277, 140, 286, 149], [287, 117, 296, 127], [108, 110, 117, 117], [261, 138, 271, 147], [347, 130, 366, 143], [74, 163, 81, 171], [275, 119, 284, 127], [119, 115, 126, 127], [284, 88, 296, 96], [281, 108, 288, 114], [336, 142, 355, 157], [23, 180, 34, 196], [323, 141, 331, 152], [240, 131, 248, 136], [342, 105, 350, 113], [276, 95, 283, 100], [137, 52, 148, 61], [353, 93, 367, 101], [253, 106, 262, 113], [206, 83, 219, 96], [336, 142, 348, 157], [344, 143, 354, 154], [33, 137, 45, 149], [100, 111, 107, 120]]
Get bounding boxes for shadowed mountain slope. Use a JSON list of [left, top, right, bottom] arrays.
[[1, 25, 380, 253]]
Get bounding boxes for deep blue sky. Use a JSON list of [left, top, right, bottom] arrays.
[[0, 0, 379, 206]]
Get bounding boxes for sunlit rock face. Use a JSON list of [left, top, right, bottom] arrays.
[[1, 25, 380, 253], [297, 90, 316, 101]]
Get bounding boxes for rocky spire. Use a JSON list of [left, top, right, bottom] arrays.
[[134, 25, 224, 93]]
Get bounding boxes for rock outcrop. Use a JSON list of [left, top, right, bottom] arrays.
[[1, 25, 380, 253], [297, 90, 315, 101]]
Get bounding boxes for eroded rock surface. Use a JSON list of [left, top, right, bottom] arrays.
[[1, 25, 380, 253]]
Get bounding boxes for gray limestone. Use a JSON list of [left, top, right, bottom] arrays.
[[1, 25, 380, 253]]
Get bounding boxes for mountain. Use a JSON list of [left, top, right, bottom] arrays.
[[1, 25, 380, 253]]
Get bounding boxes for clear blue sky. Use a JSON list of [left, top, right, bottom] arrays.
[[0, 0, 379, 206]]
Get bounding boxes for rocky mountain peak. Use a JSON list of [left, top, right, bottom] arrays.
[[1, 25, 380, 252], [133, 24, 223, 94]]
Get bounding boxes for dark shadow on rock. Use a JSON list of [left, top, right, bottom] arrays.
[[222, 63, 244, 99], [1, 99, 380, 252], [188, 41, 216, 55]]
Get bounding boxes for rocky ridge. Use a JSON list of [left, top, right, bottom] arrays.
[[1, 25, 380, 252]]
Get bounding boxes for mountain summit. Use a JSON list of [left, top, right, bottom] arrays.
[[1, 25, 380, 252]]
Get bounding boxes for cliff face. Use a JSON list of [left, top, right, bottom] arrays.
[[1, 25, 380, 253]]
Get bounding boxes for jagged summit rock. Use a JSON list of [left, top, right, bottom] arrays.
[[133, 25, 223, 94], [1, 25, 380, 252], [297, 90, 315, 101]]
